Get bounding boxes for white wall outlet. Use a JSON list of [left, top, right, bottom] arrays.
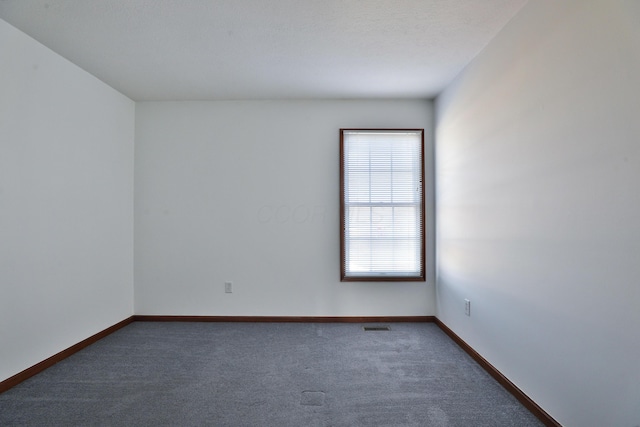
[[224, 281, 233, 293], [464, 299, 471, 316]]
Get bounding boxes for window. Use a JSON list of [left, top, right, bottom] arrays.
[[340, 129, 425, 281]]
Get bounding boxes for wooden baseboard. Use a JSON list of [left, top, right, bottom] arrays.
[[434, 318, 561, 427], [0, 316, 134, 394], [132, 315, 435, 323]]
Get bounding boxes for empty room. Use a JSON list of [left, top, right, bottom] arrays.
[[1, 1, 638, 426]]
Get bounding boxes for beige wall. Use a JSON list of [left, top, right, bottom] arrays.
[[0, 19, 135, 382], [134, 100, 436, 316], [436, 1, 640, 426]]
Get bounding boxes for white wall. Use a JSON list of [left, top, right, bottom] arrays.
[[135, 100, 435, 316], [0, 19, 134, 382], [435, 1, 640, 426]]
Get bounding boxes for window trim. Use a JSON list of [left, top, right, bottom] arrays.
[[340, 128, 426, 282]]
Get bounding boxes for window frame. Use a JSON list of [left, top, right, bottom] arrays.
[[340, 128, 426, 282]]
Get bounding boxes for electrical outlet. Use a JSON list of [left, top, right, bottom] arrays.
[[464, 299, 471, 316], [224, 281, 233, 293]]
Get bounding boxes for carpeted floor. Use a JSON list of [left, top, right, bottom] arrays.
[[0, 322, 543, 426]]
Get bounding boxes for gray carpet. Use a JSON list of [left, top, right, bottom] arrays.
[[0, 322, 543, 426]]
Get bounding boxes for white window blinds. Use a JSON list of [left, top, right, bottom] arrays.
[[341, 129, 425, 281]]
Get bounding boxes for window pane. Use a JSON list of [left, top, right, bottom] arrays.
[[341, 129, 425, 281]]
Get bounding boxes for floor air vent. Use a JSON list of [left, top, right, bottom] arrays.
[[363, 326, 391, 331]]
